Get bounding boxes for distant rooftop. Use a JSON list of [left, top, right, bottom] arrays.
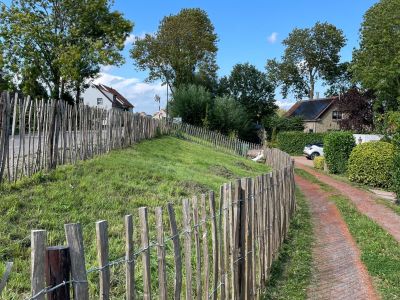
[[285, 97, 337, 120]]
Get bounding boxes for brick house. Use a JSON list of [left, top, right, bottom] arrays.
[[285, 97, 342, 133]]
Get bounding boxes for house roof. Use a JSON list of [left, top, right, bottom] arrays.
[[94, 84, 134, 110], [285, 97, 337, 121]]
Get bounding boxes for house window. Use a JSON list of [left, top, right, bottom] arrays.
[[332, 111, 342, 120], [309, 128, 314, 133], [97, 98, 103, 105]]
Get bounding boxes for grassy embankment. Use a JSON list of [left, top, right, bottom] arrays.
[[0, 136, 269, 298]]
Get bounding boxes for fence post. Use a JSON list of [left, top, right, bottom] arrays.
[[45, 246, 71, 300], [182, 199, 193, 300], [31, 230, 47, 300], [167, 203, 182, 300], [155, 207, 167, 300], [64, 223, 89, 300], [125, 215, 135, 300], [209, 191, 219, 300], [96, 220, 110, 300], [138, 207, 151, 300]]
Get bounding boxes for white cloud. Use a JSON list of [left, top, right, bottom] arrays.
[[94, 73, 167, 114], [267, 32, 278, 44], [276, 99, 295, 110], [124, 34, 136, 47]]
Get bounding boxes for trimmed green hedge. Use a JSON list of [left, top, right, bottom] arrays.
[[276, 132, 327, 155], [324, 131, 355, 174], [314, 156, 325, 170], [348, 142, 395, 188]]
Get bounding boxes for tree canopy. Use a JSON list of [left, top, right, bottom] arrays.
[[352, 0, 400, 112], [130, 8, 218, 93], [219, 63, 277, 124], [0, 0, 133, 100], [266, 22, 346, 100]]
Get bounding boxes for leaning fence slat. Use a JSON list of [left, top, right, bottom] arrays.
[[182, 199, 193, 300], [200, 194, 210, 300], [192, 196, 202, 300], [155, 207, 167, 300], [125, 215, 135, 300], [96, 220, 110, 300], [167, 203, 182, 300], [209, 191, 219, 300], [65, 223, 89, 300], [138, 207, 151, 300], [31, 230, 47, 300]]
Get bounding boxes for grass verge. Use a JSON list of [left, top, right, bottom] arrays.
[[0, 136, 269, 298], [296, 168, 400, 299], [263, 187, 313, 300]]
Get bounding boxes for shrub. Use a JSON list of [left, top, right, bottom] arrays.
[[324, 131, 355, 174], [314, 156, 325, 170], [276, 132, 327, 155], [347, 142, 395, 188]]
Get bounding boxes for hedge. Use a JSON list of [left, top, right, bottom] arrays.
[[314, 156, 325, 170], [324, 131, 355, 174], [348, 142, 395, 188], [276, 132, 327, 155]]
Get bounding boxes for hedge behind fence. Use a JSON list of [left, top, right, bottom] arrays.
[[348, 141, 394, 188], [276, 131, 327, 155], [324, 131, 355, 174]]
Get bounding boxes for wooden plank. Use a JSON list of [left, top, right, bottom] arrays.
[[65, 223, 89, 300], [182, 199, 193, 300], [96, 220, 110, 300], [200, 194, 210, 299], [192, 196, 202, 300], [125, 215, 135, 300], [138, 207, 151, 300], [31, 230, 47, 300], [219, 185, 226, 300], [167, 203, 182, 300], [155, 207, 167, 300], [45, 246, 70, 300], [209, 191, 219, 300]]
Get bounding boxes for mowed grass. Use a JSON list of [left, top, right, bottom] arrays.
[[296, 169, 400, 299], [0, 136, 269, 299], [263, 188, 313, 300]]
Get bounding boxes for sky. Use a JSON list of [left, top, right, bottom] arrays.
[[3, 0, 379, 113]]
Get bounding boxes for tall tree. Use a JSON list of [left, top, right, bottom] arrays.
[[219, 63, 277, 124], [0, 0, 133, 101], [336, 88, 374, 132], [266, 22, 346, 99], [130, 8, 218, 93], [352, 0, 400, 111]]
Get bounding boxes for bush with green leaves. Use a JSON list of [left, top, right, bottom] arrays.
[[347, 142, 395, 188], [324, 131, 355, 174], [169, 84, 212, 126], [276, 132, 327, 155], [314, 156, 325, 170]]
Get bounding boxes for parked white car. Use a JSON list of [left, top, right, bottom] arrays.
[[304, 143, 324, 160]]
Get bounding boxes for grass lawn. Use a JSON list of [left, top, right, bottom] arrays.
[[263, 187, 313, 300], [0, 136, 269, 299], [296, 168, 400, 300]]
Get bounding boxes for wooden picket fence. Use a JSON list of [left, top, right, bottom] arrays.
[[172, 122, 262, 157], [23, 147, 295, 300], [0, 92, 170, 183]]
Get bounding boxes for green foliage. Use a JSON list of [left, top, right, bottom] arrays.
[[169, 84, 212, 126], [263, 115, 304, 141], [276, 131, 327, 155], [314, 156, 325, 170], [0, 0, 133, 100], [347, 142, 394, 188], [208, 95, 252, 139], [131, 8, 218, 90], [324, 131, 355, 174], [352, 0, 400, 111], [266, 22, 346, 99], [218, 63, 277, 124]]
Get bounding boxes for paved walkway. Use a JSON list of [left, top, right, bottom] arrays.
[[295, 175, 379, 300], [295, 158, 400, 243]]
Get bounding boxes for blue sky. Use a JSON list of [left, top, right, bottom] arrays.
[[3, 0, 379, 113]]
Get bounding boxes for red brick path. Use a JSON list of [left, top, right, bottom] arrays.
[[295, 161, 400, 243], [296, 175, 379, 300]]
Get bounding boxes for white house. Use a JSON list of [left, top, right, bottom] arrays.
[[153, 109, 167, 120], [81, 84, 134, 111]]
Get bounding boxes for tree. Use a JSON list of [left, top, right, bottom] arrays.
[[266, 22, 346, 99], [336, 88, 374, 132], [324, 62, 354, 97], [0, 0, 133, 101], [352, 0, 400, 111], [169, 84, 212, 126], [219, 63, 277, 124], [130, 8, 218, 93]]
